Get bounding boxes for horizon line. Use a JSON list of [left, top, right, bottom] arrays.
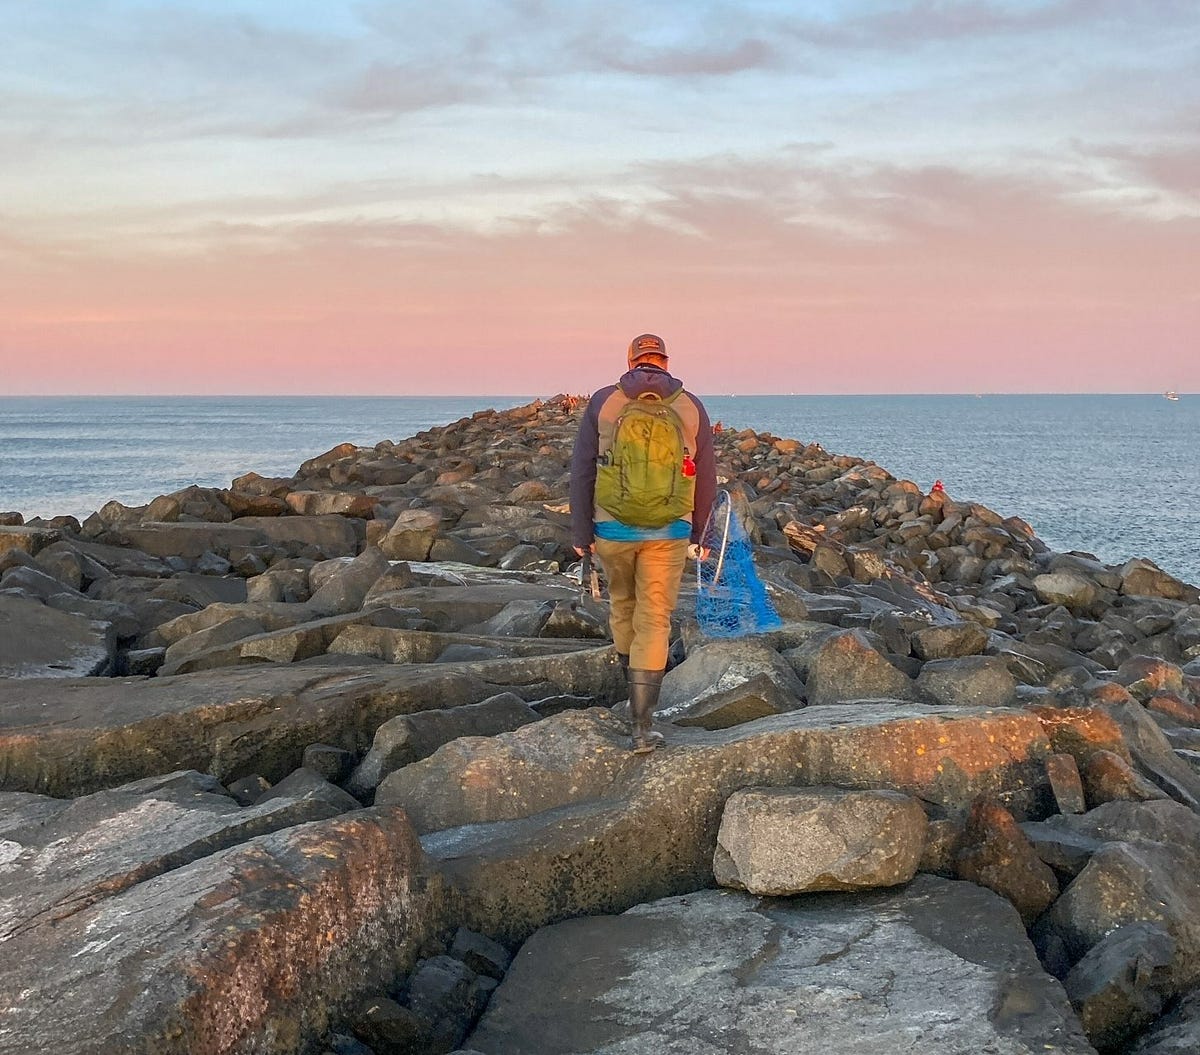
[[0, 391, 1190, 400]]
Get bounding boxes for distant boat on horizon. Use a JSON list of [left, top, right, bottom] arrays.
[[1164, 390, 1180, 401]]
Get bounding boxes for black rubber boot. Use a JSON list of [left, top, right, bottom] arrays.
[[627, 668, 666, 754]]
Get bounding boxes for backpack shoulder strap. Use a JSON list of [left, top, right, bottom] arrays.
[[627, 386, 682, 405]]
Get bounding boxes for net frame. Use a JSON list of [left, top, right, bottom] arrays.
[[694, 489, 783, 638]]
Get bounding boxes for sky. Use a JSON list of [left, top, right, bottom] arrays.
[[1, 0, 1197, 396]]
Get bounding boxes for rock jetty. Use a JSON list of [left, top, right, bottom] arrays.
[[2, 396, 1200, 1055]]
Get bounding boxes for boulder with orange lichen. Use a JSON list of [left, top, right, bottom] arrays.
[[953, 798, 1060, 924], [0, 807, 452, 1055], [379, 702, 1056, 860], [1031, 705, 1132, 767]]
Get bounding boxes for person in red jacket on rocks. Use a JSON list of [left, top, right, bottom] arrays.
[[570, 334, 717, 753]]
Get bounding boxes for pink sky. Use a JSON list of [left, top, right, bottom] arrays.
[[2, 1, 1197, 395]]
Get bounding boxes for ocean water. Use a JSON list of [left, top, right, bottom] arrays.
[[703, 393, 1199, 587], [1, 394, 1196, 587], [0, 396, 529, 523]]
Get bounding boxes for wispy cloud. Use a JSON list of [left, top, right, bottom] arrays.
[[2, 0, 1197, 394], [586, 35, 777, 76], [1081, 144, 1200, 205], [777, 0, 1197, 49], [325, 61, 485, 114]]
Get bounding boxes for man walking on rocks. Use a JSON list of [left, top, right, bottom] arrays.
[[570, 333, 717, 753]]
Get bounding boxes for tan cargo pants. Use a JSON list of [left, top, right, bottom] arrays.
[[594, 537, 690, 670]]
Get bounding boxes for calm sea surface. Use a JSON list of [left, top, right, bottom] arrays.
[[1, 394, 1196, 586]]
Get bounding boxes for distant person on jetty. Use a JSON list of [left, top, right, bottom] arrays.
[[570, 333, 717, 753]]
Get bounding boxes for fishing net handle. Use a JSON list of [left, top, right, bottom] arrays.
[[696, 489, 733, 592]]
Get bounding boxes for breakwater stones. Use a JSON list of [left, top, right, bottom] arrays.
[[1, 396, 1200, 1054]]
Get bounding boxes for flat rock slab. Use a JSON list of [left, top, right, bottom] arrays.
[[328, 625, 599, 664], [0, 647, 621, 797], [160, 607, 413, 675], [383, 703, 1056, 837], [465, 877, 1095, 1055], [233, 514, 362, 558], [373, 583, 579, 632], [117, 521, 271, 560], [0, 791, 71, 837], [0, 807, 450, 1055], [0, 770, 341, 941], [68, 538, 175, 578], [0, 594, 116, 678]]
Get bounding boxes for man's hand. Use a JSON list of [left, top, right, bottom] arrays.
[[688, 543, 711, 561], [573, 544, 595, 557]]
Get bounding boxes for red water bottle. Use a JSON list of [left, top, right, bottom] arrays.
[[682, 454, 696, 478]]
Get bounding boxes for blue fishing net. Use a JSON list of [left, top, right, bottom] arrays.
[[695, 491, 783, 637]]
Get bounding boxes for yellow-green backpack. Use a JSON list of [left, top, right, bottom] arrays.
[[595, 389, 695, 527]]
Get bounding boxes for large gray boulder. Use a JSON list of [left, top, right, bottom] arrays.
[[116, 521, 270, 560], [917, 655, 1018, 708], [255, 766, 362, 812], [1063, 922, 1175, 1051], [953, 799, 1059, 925], [911, 620, 990, 660], [671, 672, 798, 730], [153, 600, 311, 645], [71, 538, 175, 578], [1120, 559, 1192, 601], [305, 546, 390, 617], [284, 490, 378, 519], [713, 786, 927, 894], [0, 594, 117, 678], [1036, 801, 1200, 1000], [2, 563, 85, 601], [349, 693, 539, 797], [157, 608, 411, 674], [797, 629, 917, 705], [465, 599, 556, 637], [376, 709, 636, 830], [327, 625, 595, 665], [45, 593, 139, 640], [465, 878, 1094, 1055], [0, 525, 61, 559], [233, 513, 361, 558], [365, 582, 579, 633], [380, 508, 441, 561], [657, 639, 804, 721], [1096, 698, 1200, 809], [1129, 986, 1200, 1054], [1116, 655, 1186, 701], [158, 614, 267, 677], [1034, 572, 1100, 611]]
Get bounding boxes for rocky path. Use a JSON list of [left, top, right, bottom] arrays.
[[1, 396, 1199, 1054]]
